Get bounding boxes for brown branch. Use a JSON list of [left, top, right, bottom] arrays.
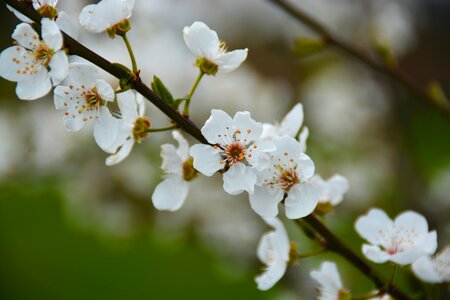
[[268, 0, 450, 119], [3, 1, 412, 299], [4, 0, 207, 144]]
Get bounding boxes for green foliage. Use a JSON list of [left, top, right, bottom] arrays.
[[151, 75, 174, 106]]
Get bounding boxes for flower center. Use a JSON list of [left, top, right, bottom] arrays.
[[133, 117, 151, 143], [32, 43, 54, 66], [78, 87, 104, 114], [182, 157, 198, 181], [222, 142, 246, 166], [277, 167, 299, 191]]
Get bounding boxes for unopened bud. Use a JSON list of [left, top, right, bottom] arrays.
[[196, 57, 218, 76]]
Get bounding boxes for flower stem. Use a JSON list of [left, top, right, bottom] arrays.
[[121, 33, 138, 74], [182, 71, 204, 117], [145, 124, 177, 133]]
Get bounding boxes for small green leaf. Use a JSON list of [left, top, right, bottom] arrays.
[[427, 81, 448, 104], [151, 75, 174, 105], [292, 37, 326, 57]]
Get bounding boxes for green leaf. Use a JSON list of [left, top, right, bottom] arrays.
[[151, 76, 174, 105], [292, 37, 326, 57]]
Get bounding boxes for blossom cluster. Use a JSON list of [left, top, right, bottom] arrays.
[[0, 0, 448, 297]]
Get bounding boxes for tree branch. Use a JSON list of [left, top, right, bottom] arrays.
[[268, 0, 450, 119], [3, 1, 412, 299]]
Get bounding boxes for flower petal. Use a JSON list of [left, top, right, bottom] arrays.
[[172, 130, 189, 161], [222, 163, 257, 195], [94, 106, 119, 152], [0, 46, 34, 82], [183, 21, 220, 58], [362, 244, 391, 263], [117, 90, 138, 123], [95, 79, 115, 102], [189, 144, 224, 176], [216, 49, 248, 73], [279, 103, 304, 138], [7, 5, 32, 23], [16, 69, 52, 100], [12, 23, 40, 50], [255, 260, 286, 291], [105, 138, 134, 166], [285, 182, 319, 219], [62, 63, 97, 86], [161, 144, 183, 175], [310, 261, 343, 293], [56, 11, 79, 39], [48, 50, 68, 85], [152, 176, 189, 212], [232, 111, 263, 142], [41, 19, 63, 50], [297, 152, 315, 181], [201, 109, 233, 145], [412, 255, 443, 283], [355, 208, 393, 246], [79, 0, 135, 33], [249, 185, 283, 218]]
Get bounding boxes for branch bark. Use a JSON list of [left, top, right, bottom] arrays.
[[268, 0, 450, 119], [2, 1, 412, 299]]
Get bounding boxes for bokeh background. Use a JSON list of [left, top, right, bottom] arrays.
[[0, 0, 449, 299]]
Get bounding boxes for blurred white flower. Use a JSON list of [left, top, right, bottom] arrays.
[[190, 109, 275, 195], [412, 246, 450, 284], [152, 130, 197, 211], [0, 19, 68, 100], [104, 90, 149, 166], [261, 103, 309, 151], [183, 21, 248, 75], [310, 261, 349, 300], [54, 63, 117, 151], [256, 217, 290, 291], [79, 0, 135, 33], [311, 174, 349, 207], [250, 136, 318, 219], [355, 208, 437, 265]]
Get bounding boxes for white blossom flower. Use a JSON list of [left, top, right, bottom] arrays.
[[104, 90, 150, 166], [250, 136, 318, 219], [355, 208, 437, 265], [0, 19, 68, 100], [311, 174, 349, 208], [412, 246, 450, 283], [310, 261, 350, 300], [7, 1, 79, 39], [152, 131, 197, 212], [79, 0, 135, 33], [261, 103, 309, 151], [54, 63, 117, 153], [183, 21, 248, 75], [189, 109, 275, 195], [256, 218, 290, 291]]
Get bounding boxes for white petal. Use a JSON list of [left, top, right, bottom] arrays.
[[279, 103, 304, 137], [394, 211, 429, 237], [298, 126, 309, 152], [48, 51, 68, 85], [117, 90, 138, 122], [297, 152, 315, 181], [95, 79, 115, 102], [421, 231, 438, 255], [355, 208, 393, 246], [0, 46, 34, 82], [263, 217, 290, 261], [222, 163, 257, 195], [136, 92, 145, 116], [245, 140, 276, 171], [390, 249, 427, 265], [255, 260, 286, 291], [79, 0, 135, 33], [161, 144, 183, 175], [12, 23, 40, 50], [249, 186, 283, 218], [172, 130, 189, 161], [41, 19, 63, 50], [183, 21, 220, 58], [53, 86, 67, 110], [362, 244, 390, 263], [189, 144, 224, 176], [412, 256, 443, 283], [152, 176, 189, 211], [7, 5, 32, 23], [105, 138, 134, 166], [94, 106, 120, 152], [201, 109, 233, 145], [310, 261, 343, 293], [260, 123, 278, 139], [232, 111, 263, 142], [56, 11, 79, 39], [285, 182, 319, 219], [63, 63, 97, 86], [16, 69, 52, 100], [216, 49, 248, 73]]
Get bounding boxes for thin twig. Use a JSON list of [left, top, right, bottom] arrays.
[[268, 0, 450, 119], [2, 1, 412, 299]]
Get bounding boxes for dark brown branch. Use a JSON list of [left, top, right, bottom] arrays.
[[4, 0, 207, 144], [268, 0, 450, 119], [3, 1, 412, 299]]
